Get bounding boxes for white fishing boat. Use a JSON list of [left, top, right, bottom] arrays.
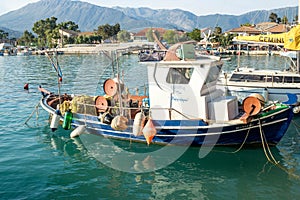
[[218, 24, 300, 113], [38, 43, 293, 147]]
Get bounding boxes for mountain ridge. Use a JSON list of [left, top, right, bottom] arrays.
[[0, 0, 297, 37]]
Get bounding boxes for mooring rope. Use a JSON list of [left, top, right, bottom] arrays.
[[258, 119, 279, 164], [258, 119, 300, 180], [213, 125, 251, 154], [24, 98, 42, 126]]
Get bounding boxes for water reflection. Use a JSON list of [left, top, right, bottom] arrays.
[[21, 54, 300, 199], [40, 124, 300, 199]]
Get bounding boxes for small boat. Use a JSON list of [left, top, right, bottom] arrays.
[[0, 43, 16, 56], [138, 49, 165, 62], [218, 25, 300, 113], [16, 46, 32, 56], [39, 43, 293, 147]]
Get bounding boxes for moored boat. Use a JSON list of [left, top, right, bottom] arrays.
[[39, 43, 293, 147], [218, 25, 300, 113]]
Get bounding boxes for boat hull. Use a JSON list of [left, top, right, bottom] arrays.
[[41, 96, 293, 147]]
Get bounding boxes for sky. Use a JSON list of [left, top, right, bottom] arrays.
[[0, 0, 298, 16]]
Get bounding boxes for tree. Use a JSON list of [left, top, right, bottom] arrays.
[[0, 29, 9, 40], [177, 33, 189, 42], [269, 12, 278, 23], [17, 30, 35, 46], [146, 28, 156, 42], [57, 21, 80, 31], [211, 26, 222, 44], [32, 17, 58, 47], [187, 28, 201, 42], [293, 15, 298, 24], [117, 30, 130, 42], [96, 23, 121, 41], [282, 16, 288, 24], [213, 26, 222, 35], [218, 33, 235, 47], [163, 30, 176, 44], [277, 17, 282, 24]]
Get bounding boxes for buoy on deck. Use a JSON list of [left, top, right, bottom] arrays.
[[50, 110, 61, 132], [62, 110, 73, 130], [70, 125, 86, 138], [142, 119, 156, 145], [242, 93, 265, 116], [111, 115, 128, 131], [103, 78, 124, 97], [24, 83, 29, 90], [133, 112, 145, 136], [95, 96, 110, 113]]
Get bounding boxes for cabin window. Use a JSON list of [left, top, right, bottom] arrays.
[[283, 76, 293, 83], [294, 77, 300, 83], [273, 76, 283, 83], [166, 68, 193, 84], [204, 65, 222, 84]]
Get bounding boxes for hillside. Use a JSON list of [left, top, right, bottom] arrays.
[[0, 0, 297, 35]]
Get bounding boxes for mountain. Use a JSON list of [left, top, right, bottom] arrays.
[[0, 26, 22, 39], [0, 0, 297, 35], [114, 6, 298, 32]]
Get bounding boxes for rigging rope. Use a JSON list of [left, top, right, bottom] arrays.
[[258, 119, 300, 180]]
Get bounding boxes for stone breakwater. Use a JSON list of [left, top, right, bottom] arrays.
[[56, 42, 154, 54]]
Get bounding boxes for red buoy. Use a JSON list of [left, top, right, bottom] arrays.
[[24, 83, 29, 90]]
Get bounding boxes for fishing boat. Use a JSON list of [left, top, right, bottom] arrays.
[[39, 43, 293, 147], [218, 24, 300, 113]]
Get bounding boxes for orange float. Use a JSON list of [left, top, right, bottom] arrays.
[[142, 119, 157, 145], [103, 78, 124, 97], [95, 96, 110, 112], [242, 93, 265, 116]]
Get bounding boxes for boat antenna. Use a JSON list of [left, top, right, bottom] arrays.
[[45, 51, 63, 105], [115, 51, 123, 115]]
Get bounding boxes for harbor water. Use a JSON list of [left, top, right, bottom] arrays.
[[0, 54, 299, 199]]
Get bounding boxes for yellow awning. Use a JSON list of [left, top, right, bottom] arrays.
[[284, 25, 300, 50], [235, 33, 286, 45], [234, 25, 300, 50]]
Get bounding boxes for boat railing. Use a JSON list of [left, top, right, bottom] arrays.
[[69, 101, 194, 121]]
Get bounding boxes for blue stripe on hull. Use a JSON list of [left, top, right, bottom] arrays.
[[71, 107, 293, 146]]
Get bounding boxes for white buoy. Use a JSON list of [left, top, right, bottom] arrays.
[[70, 125, 86, 138], [111, 115, 128, 131], [50, 112, 61, 132], [133, 112, 145, 136]]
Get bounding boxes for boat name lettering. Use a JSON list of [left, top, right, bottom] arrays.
[[258, 36, 284, 44], [235, 124, 250, 130], [171, 96, 188, 102]]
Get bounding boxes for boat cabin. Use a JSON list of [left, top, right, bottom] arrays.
[[145, 44, 239, 121]]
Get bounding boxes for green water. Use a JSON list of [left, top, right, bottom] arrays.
[[0, 54, 299, 199]]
